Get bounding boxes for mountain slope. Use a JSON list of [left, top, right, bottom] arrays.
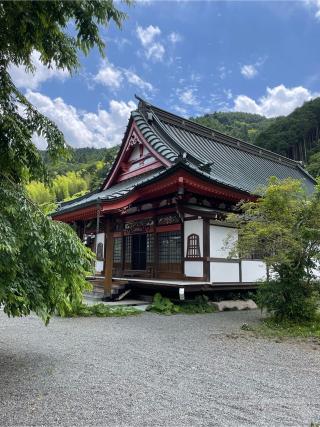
[[191, 111, 273, 144], [253, 98, 320, 176], [192, 99, 320, 176]]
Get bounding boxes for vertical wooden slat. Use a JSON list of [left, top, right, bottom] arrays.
[[103, 215, 114, 297]]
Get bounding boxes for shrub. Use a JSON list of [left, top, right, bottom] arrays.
[[147, 293, 180, 315], [179, 295, 216, 314], [147, 293, 216, 315], [256, 279, 320, 322]]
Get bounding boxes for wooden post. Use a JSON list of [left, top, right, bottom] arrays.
[[103, 215, 114, 297], [95, 200, 101, 254], [203, 218, 210, 282], [153, 214, 158, 278]]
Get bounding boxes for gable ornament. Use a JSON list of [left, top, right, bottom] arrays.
[[126, 131, 142, 151]]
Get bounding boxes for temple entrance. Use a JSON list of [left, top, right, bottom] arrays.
[[132, 234, 147, 270]]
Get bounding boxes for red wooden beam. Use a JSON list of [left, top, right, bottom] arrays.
[[53, 169, 253, 223]]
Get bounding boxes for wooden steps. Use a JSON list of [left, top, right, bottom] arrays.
[[85, 276, 129, 300]]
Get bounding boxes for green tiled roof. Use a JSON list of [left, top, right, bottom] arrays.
[[132, 111, 178, 162], [53, 98, 315, 217], [53, 169, 166, 216], [135, 98, 315, 194]]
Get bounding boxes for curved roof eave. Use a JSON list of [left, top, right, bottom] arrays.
[[52, 162, 253, 218]]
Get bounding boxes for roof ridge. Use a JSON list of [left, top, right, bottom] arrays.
[[137, 97, 301, 169]]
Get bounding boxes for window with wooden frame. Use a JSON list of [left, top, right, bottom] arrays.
[[113, 237, 122, 263], [186, 234, 201, 258], [124, 235, 132, 265], [146, 233, 154, 264], [158, 231, 182, 264]]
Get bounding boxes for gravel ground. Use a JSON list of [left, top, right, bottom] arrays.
[[1, 309, 320, 427]]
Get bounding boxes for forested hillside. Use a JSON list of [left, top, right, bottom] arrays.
[[192, 98, 320, 177], [254, 98, 320, 176], [41, 146, 119, 186], [28, 146, 119, 212], [191, 111, 274, 144]]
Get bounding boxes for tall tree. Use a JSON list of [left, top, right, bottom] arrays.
[[0, 1, 129, 323], [228, 178, 320, 321]]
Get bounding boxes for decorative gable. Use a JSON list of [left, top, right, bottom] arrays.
[[103, 119, 169, 190]]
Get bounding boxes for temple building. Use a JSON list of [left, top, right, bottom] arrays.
[[52, 97, 315, 298]]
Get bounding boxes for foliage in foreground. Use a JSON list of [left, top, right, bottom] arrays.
[[58, 302, 141, 318], [228, 177, 320, 321], [147, 293, 217, 315], [242, 316, 320, 339], [0, 1, 128, 322], [0, 181, 95, 324]]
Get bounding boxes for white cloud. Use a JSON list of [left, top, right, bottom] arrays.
[[123, 70, 153, 92], [145, 42, 165, 61], [136, 25, 161, 46], [168, 32, 182, 44], [223, 89, 233, 100], [9, 51, 69, 90], [136, 25, 165, 62], [218, 65, 228, 80], [305, 0, 320, 20], [26, 90, 136, 149], [113, 37, 131, 49], [240, 56, 267, 79], [173, 105, 188, 116], [241, 64, 258, 79], [94, 62, 123, 89], [233, 84, 319, 117], [94, 62, 154, 94], [178, 88, 198, 106]]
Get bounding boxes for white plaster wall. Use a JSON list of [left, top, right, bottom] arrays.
[[127, 144, 156, 172], [129, 155, 154, 172], [95, 232, 105, 273], [241, 260, 267, 282], [185, 261, 203, 278], [96, 261, 104, 273], [210, 225, 238, 258], [129, 144, 140, 161], [184, 219, 203, 257], [210, 262, 240, 283]]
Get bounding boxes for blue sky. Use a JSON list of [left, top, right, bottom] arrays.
[[10, 0, 320, 148]]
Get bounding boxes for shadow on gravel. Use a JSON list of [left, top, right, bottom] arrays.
[[0, 350, 57, 397]]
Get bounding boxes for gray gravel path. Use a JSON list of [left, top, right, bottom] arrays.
[[0, 309, 320, 427]]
